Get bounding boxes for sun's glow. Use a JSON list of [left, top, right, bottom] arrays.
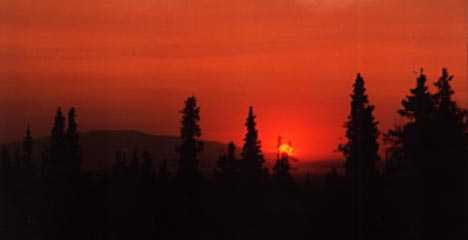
[[278, 143, 294, 156]]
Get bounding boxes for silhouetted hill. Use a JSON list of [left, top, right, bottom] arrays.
[[2, 129, 343, 175], [4, 130, 227, 173]]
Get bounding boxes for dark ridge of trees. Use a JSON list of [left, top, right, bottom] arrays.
[[0, 69, 467, 240]]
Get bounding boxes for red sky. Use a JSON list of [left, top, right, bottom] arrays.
[[1, 0, 467, 160]]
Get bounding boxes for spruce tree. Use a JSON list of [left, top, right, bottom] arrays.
[[49, 107, 66, 177], [66, 108, 80, 174], [432, 69, 467, 178], [241, 106, 266, 185], [339, 73, 380, 178], [217, 142, 238, 184], [398, 69, 434, 124], [177, 96, 203, 182], [338, 73, 380, 240], [272, 153, 292, 187], [386, 70, 435, 174]]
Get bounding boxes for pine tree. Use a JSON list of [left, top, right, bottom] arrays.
[[177, 96, 203, 182], [66, 108, 80, 174], [216, 142, 238, 184], [385, 70, 435, 174], [49, 107, 67, 177], [241, 106, 266, 185], [431, 69, 467, 177], [339, 73, 380, 178], [398, 69, 434, 124], [22, 125, 33, 169], [338, 73, 380, 240], [272, 153, 292, 187]]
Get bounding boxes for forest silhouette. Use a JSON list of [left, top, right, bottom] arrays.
[[0, 68, 467, 240]]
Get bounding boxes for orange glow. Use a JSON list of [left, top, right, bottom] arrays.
[[279, 143, 294, 156], [0, 0, 466, 161]]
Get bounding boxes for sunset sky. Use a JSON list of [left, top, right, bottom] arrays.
[[1, 0, 467, 160]]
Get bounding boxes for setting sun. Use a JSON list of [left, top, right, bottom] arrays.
[[278, 143, 294, 156]]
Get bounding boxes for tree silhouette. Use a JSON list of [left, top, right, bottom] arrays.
[[240, 106, 267, 185], [432, 68, 467, 169], [48, 107, 67, 178], [272, 153, 292, 188], [338, 73, 380, 240], [339, 73, 380, 178], [216, 141, 238, 185], [66, 108, 81, 175], [385, 70, 435, 175], [177, 96, 203, 182]]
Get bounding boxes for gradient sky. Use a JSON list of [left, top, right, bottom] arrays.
[[1, 0, 467, 160]]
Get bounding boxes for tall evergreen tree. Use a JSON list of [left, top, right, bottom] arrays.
[[177, 96, 203, 181], [386, 70, 435, 174], [66, 108, 81, 174], [339, 73, 380, 178], [398, 69, 434, 124], [338, 73, 380, 240], [48, 107, 67, 177], [241, 106, 266, 185], [431, 69, 467, 178], [216, 142, 238, 184], [272, 153, 292, 188], [272, 137, 292, 187]]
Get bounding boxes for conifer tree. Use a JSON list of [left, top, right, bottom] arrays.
[[48, 107, 67, 178], [241, 106, 266, 185], [338, 73, 380, 240], [398, 69, 434, 124], [272, 153, 292, 187], [431, 69, 467, 177], [272, 137, 292, 187], [217, 142, 238, 182], [66, 108, 81, 174], [177, 96, 203, 182], [386, 70, 435, 174], [339, 73, 380, 178]]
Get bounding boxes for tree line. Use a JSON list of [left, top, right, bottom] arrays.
[[0, 68, 466, 240]]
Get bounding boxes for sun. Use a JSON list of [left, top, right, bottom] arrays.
[[278, 143, 294, 156]]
